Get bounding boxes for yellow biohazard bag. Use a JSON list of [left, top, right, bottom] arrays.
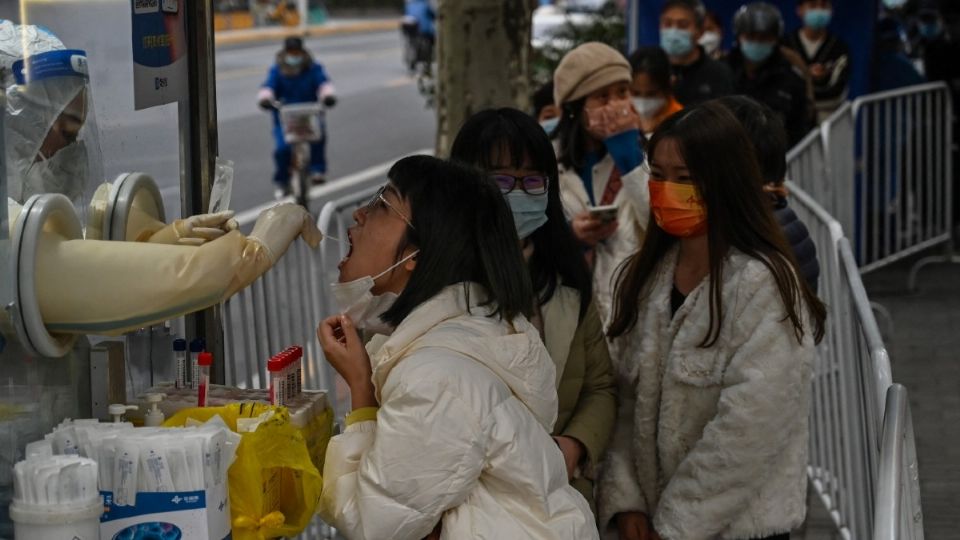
[[165, 402, 333, 540]]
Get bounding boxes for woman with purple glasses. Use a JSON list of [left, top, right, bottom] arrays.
[[451, 107, 616, 514]]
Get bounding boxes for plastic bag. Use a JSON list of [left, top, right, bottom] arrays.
[[165, 403, 327, 540]]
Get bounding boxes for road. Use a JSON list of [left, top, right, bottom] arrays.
[[214, 30, 435, 217], [92, 29, 435, 220]]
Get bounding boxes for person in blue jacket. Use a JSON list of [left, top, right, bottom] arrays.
[[258, 36, 337, 198], [403, 0, 436, 67]]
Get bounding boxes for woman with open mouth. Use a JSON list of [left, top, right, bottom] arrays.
[[316, 155, 599, 540]]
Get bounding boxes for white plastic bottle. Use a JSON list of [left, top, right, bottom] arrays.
[[144, 393, 166, 427]]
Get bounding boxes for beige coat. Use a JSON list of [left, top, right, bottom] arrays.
[[320, 283, 599, 540], [541, 286, 617, 504], [557, 155, 649, 326], [598, 248, 815, 540]]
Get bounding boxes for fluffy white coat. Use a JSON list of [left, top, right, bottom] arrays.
[[598, 248, 815, 540]]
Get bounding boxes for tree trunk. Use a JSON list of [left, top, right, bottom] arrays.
[[434, 0, 534, 157]]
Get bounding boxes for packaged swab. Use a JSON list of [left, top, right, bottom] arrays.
[[114, 440, 140, 506]]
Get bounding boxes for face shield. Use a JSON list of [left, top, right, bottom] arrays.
[[5, 48, 104, 224]]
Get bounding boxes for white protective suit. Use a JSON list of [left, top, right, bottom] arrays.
[[1, 21, 103, 208], [597, 248, 815, 540], [320, 283, 600, 540], [0, 22, 318, 344]]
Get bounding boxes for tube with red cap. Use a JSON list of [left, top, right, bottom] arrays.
[[284, 350, 297, 401], [269, 356, 285, 407], [197, 352, 213, 407], [293, 346, 303, 396]]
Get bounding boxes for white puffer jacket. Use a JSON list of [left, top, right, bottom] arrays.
[[319, 283, 599, 540], [557, 155, 649, 326], [598, 248, 815, 540]]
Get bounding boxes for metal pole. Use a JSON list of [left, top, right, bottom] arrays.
[[298, 0, 309, 32], [180, 0, 226, 384]]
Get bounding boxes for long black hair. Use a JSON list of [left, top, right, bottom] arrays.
[[553, 97, 598, 171], [379, 155, 534, 326], [716, 95, 787, 185], [628, 46, 673, 95], [449, 108, 593, 318], [607, 102, 826, 345]]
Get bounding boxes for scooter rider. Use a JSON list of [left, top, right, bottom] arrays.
[[258, 37, 337, 199]]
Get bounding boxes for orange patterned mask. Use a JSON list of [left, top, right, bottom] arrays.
[[648, 180, 707, 237]]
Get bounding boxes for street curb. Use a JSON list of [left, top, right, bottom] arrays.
[[215, 20, 398, 46]]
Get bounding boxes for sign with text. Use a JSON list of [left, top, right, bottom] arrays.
[[131, 0, 187, 110]]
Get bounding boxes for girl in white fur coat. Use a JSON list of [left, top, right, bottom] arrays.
[[598, 102, 827, 540]]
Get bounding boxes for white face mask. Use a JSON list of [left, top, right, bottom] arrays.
[[21, 140, 89, 202], [699, 31, 721, 56], [330, 250, 419, 335], [633, 96, 667, 119]]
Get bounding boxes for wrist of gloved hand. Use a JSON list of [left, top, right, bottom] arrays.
[[247, 203, 323, 264], [604, 129, 644, 174], [322, 95, 337, 108]]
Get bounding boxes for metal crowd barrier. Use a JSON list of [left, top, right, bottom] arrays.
[[804, 83, 958, 286], [787, 179, 923, 539], [851, 83, 955, 276], [220, 153, 426, 405]]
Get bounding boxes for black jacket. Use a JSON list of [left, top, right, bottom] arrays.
[[774, 196, 820, 292], [671, 46, 736, 106], [784, 30, 851, 104], [728, 48, 814, 146]]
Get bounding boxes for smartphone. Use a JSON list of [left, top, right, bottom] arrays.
[[588, 204, 619, 224]]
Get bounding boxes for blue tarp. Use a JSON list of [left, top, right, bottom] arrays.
[[626, 0, 878, 99]]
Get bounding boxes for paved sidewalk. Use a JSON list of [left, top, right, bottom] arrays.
[[862, 248, 960, 539], [215, 17, 398, 46]]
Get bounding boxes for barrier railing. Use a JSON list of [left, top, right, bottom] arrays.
[[874, 383, 924, 540], [804, 83, 957, 286], [787, 177, 923, 539], [851, 83, 954, 275], [220, 152, 429, 405]]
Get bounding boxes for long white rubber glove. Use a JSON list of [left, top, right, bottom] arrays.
[[35, 203, 320, 335], [145, 211, 240, 246]]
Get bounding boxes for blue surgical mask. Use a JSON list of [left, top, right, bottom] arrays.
[[539, 117, 559, 135], [740, 40, 775, 63], [803, 8, 832, 30], [505, 191, 548, 239], [284, 54, 304, 67], [919, 21, 942, 39], [660, 28, 694, 57]]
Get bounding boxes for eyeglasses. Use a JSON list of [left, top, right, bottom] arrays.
[[490, 174, 550, 195], [363, 184, 415, 229]]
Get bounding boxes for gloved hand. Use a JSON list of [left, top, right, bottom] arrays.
[[247, 203, 322, 264], [322, 95, 337, 108], [258, 99, 278, 111], [146, 211, 240, 246]]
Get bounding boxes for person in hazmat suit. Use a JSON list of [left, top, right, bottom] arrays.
[[1, 21, 321, 346]]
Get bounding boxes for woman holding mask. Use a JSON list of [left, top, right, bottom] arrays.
[[450, 108, 616, 510], [597, 102, 826, 540], [628, 47, 684, 139], [552, 42, 650, 324], [317, 155, 598, 540]]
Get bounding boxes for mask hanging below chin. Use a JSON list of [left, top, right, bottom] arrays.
[[329, 250, 419, 336]]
